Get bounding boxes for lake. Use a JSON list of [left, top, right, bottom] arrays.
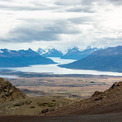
[[0, 75, 17, 78], [1, 57, 122, 76]]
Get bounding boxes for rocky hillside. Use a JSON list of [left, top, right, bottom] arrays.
[[49, 81, 122, 116], [59, 46, 122, 72], [0, 78, 26, 103]]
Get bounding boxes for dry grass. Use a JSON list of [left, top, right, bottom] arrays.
[[8, 76, 122, 98], [0, 96, 76, 115]]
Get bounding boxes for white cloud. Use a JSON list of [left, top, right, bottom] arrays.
[[0, 0, 122, 51]]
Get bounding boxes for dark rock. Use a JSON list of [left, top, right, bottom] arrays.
[[41, 109, 49, 114], [92, 91, 103, 97]]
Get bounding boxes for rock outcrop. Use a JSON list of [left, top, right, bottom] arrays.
[[0, 78, 26, 103]]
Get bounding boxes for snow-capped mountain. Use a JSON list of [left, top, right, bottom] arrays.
[[61, 47, 98, 60], [59, 46, 122, 72], [37, 48, 63, 57], [36, 48, 47, 55], [0, 48, 55, 67]]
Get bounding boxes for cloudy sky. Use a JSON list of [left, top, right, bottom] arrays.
[[0, 0, 122, 51]]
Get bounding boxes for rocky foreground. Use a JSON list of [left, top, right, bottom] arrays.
[[0, 78, 25, 103], [0, 78, 75, 115], [0, 78, 122, 121], [48, 81, 122, 116]]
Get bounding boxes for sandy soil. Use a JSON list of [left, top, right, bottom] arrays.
[[8, 76, 122, 97]]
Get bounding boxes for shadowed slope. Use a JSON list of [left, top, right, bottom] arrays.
[[48, 81, 122, 116]]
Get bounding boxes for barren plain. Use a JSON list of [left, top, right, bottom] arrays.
[[7, 75, 122, 98]]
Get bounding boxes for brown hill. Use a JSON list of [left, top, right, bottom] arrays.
[[48, 81, 122, 116], [0, 78, 26, 103]]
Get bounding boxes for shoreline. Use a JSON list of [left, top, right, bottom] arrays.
[[0, 69, 122, 78]]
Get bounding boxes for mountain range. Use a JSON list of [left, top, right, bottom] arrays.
[[61, 47, 98, 59], [37, 48, 63, 57], [37, 47, 98, 60], [59, 46, 122, 72], [0, 48, 55, 67]]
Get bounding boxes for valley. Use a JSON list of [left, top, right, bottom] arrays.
[[0, 77, 122, 122], [7, 75, 122, 98], [0, 0, 122, 121]]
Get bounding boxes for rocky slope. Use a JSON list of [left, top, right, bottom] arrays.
[[59, 46, 122, 72], [0, 78, 26, 103], [0, 78, 76, 115], [0, 78, 122, 117], [48, 81, 122, 116]]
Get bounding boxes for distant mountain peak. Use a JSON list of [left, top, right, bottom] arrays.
[[27, 48, 33, 52], [37, 48, 63, 57], [0, 49, 4, 53], [68, 47, 81, 52], [60, 45, 122, 72], [71, 46, 79, 50], [61, 47, 98, 60]]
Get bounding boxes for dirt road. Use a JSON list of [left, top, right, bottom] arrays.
[[0, 113, 122, 122]]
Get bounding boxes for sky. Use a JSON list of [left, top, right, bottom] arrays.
[[0, 0, 122, 51]]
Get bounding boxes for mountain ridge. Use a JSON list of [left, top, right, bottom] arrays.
[[61, 47, 98, 60], [0, 48, 55, 67], [37, 48, 63, 57], [37, 47, 98, 59], [59, 46, 122, 72]]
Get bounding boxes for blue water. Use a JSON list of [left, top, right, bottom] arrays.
[[0, 75, 17, 78], [0, 57, 122, 76]]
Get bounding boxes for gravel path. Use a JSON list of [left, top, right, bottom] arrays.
[[0, 113, 122, 122]]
